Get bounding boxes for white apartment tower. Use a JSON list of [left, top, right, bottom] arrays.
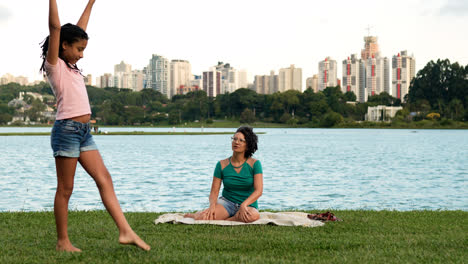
[[342, 54, 367, 102], [238, 69, 249, 89], [170, 60, 192, 98], [305, 75, 319, 93], [392, 50, 415, 101], [215, 62, 241, 94], [318, 57, 337, 91], [114, 61, 132, 75], [278, 65, 302, 92], [131, 70, 145, 91], [366, 55, 390, 97], [147, 54, 171, 98]]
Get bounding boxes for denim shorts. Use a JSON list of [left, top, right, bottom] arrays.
[[217, 197, 241, 217], [51, 119, 98, 158]]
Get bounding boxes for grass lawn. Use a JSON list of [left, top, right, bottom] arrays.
[[0, 210, 466, 263]]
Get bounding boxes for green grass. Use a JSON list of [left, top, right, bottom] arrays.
[[0, 210, 466, 263]]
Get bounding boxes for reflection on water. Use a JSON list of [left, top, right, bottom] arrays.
[[0, 128, 467, 212]]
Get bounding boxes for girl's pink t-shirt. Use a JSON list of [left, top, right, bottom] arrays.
[[45, 58, 91, 120]]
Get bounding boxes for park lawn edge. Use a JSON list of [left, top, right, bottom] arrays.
[[0, 210, 466, 264]]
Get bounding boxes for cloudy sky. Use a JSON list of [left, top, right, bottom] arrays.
[[1, 0, 467, 86]]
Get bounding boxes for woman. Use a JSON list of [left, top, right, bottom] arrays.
[[186, 126, 263, 222]]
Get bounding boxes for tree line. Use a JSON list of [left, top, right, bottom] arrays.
[[0, 59, 467, 126]]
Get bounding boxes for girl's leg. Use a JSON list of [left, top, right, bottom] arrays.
[[78, 150, 150, 251], [54, 157, 81, 252]]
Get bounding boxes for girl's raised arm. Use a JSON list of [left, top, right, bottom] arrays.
[[46, 0, 61, 65], [76, 0, 96, 31]]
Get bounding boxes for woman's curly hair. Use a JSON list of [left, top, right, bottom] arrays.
[[236, 126, 258, 158]]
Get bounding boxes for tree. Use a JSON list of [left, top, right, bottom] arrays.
[[322, 86, 344, 114], [320, 111, 343, 127], [408, 59, 468, 118], [25, 98, 46, 122], [230, 88, 257, 116], [168, 110, 180, 125], [448, 98, 465, 121], [367, 92, 398, 106], [239, 108, 256, 124], [343, 91, 357, 102]]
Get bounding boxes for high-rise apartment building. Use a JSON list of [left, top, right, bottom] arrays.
[[392, 50, 415, 101], [361, 36, 380, 60], [1, 73, 29, 85], [269, 70, 279, 94], [342, 54, 367, 102], [99, 73, 112, 88], [131, 70, 145, 92], [278, 65, 302, 92], [366, 55, 390, 96], [238, 69, 249, 89], [203, 68, 221, 97], [254, 75, 270, 94], [191, 75, 203, 90], [84, 74, 92, 86], [305, 75, 319, 92], [170, 60, 192, 98], [215, 62, 241, 94], [318, 57, 337, 91], [114, 61, 132, 75], [147, 54, 170, 98]]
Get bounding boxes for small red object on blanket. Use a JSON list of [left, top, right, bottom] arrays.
[[307, 211, 342, 222]]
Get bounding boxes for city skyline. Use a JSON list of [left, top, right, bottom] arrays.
[[1, 0, 467, 85]]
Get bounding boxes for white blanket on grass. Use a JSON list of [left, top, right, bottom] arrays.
[[154, 212, 324, 227]]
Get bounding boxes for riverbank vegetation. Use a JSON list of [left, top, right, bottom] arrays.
[[1, 59, 467, 129], [0, 210, 465, 263]]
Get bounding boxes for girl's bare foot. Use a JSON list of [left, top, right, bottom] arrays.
[[56, 241, 82, 252], [119, 231, 151, 251]]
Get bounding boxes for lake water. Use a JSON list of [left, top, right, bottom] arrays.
[[0, 127, 467, 212]]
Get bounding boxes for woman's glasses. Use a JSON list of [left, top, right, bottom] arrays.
[[231, 137, 246, 144]]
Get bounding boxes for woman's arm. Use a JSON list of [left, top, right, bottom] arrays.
[[46, 0, 61, 65], [198, 177, 222, 220], [76, 0, 96, 31], [204, 177, 222, 219], [240, 173, 263, 209]]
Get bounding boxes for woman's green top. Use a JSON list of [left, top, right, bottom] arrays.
[[214, 158, 263, 209]]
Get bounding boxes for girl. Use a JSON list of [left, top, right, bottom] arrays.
[[40, 0, 150, 252], [185, 126, 263, 222]]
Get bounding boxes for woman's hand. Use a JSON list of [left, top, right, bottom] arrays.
[[202, 204, 217, 220], [236, 205, 251, 222]]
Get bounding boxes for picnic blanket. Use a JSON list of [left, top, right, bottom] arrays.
[[154, 211, 324, 227]]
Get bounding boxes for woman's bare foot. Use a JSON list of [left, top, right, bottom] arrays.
[[119, 231, 151, 251], [56, 240, 81, 252], [184, 213, 195, 218]]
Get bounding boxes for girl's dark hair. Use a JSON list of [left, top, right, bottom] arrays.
[[40, 23, 89, 73], [236, 126, 258, 158]]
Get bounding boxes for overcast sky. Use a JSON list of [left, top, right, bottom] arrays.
[[1, 0, 467, 86]]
